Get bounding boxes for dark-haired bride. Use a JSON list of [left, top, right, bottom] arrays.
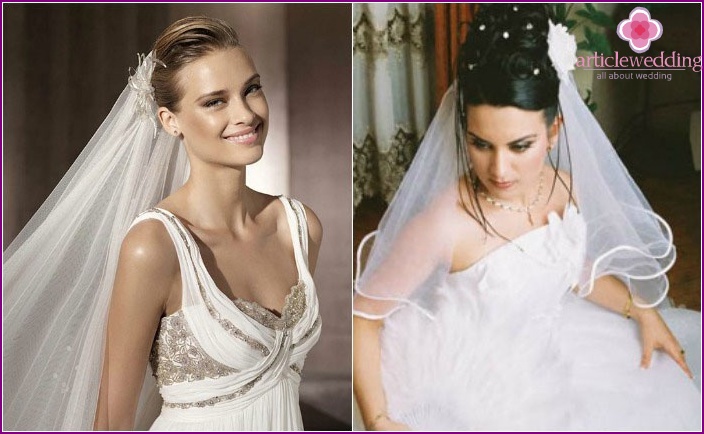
[[354, 4, 701, 431]]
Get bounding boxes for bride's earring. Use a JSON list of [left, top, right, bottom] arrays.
[[468, 160, 479, 190]]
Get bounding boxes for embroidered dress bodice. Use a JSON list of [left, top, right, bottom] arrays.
[[130, 196, 321, 431]]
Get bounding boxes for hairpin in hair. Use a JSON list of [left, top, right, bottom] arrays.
[[128, 52, 166, 135]]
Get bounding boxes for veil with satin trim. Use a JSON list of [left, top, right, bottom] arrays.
[[353, 21, 676, 320]]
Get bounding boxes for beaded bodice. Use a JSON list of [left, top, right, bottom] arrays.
[[132, 196, 321, 411]]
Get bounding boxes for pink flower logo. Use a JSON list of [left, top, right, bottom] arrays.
[[617, 7, 663, 53]]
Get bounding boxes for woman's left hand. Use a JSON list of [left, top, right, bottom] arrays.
[[635, 307, 693, 378]]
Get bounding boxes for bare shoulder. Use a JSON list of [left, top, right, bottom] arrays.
[[451, 182, 489, 246], [299, 202, 323, 245], [105, 217, 180, 320], [274, 196, 323, 274], [265, 192, 323, 246], [400, 182, 462, 247], [546, 168, 575, 210], [118, 218, 179, 281], [249, 191, 323, 245]]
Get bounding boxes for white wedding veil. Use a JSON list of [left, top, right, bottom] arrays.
[[3, 53, 187, 430], [354, 18, 676, 320]]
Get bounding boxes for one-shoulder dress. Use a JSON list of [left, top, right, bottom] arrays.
[[381, 205, 701, 430]]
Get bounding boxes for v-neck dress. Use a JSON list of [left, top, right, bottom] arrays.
[[129, 196, 321, 431]]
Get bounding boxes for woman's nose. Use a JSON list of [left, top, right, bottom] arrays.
[[489, 151, 509, 179], [230, 98, 256, 125]]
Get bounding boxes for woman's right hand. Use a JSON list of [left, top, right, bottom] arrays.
[[634, 306, 693, 378], [370, 417, 412, 431]]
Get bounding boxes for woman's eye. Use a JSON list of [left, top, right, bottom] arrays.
[[470, 140, 491, 150], [511, 142, 533, 152], [205, 99, 225, 108], [245, 83, 263, 95]]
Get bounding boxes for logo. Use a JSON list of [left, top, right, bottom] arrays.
[[617, 7, 663, 54], [578, 6, 700, 80]]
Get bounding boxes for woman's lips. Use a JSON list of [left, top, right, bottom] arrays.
[[224, 125, 259, 145], [490, 179, 515, 189]]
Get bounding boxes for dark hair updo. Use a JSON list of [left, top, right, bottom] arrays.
[[457, 4, 559, 127], [151, 16, 240, 112], [455, 5, 570, 235]]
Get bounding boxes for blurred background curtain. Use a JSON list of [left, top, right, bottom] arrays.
[[433, 4, 477, 106], [352, 3, 433, 209], [353, 3, 478, 274]]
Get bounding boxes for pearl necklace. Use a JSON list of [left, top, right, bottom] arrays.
[[478, 170, 545, 225]]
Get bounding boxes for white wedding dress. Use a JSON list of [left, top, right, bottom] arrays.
[[131, 196, 321, 431], [380, 205, 701, 430]]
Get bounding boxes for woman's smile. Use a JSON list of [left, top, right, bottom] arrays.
[[223, 123, 262, 146], [163, 47, 270, 168]]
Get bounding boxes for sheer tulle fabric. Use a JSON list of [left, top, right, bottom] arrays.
[[354, 89, 458, 319], [354, 73, 677, 320], [379, 206, 700, 430], [554, 76, 675, 306], [4, 51, 323, 430], [3, 56, 187, 429]]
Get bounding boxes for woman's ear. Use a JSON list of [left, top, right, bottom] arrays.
[[548, 115, 562, 149], [158, 107, 181, 137]]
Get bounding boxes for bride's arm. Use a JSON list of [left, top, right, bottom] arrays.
[[582, 275, 692, 378], [93, 221, 178, 430], [353, 196, 457, 430], [300, 204, 323, 275], [353, 317, 410, 431]]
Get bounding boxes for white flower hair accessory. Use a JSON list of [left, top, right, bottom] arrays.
[[547, 20, 577, 80], [128, 52, 166, 133]]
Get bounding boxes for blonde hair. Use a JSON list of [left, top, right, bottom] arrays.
[[151, 16, 240, 111]]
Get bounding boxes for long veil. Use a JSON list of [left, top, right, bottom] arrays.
[[3, 53, 188, 430]]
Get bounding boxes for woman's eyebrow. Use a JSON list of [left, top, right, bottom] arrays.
[[194, 74, 261, 102], [244, 73, 261, 84], [467, 131, 537, 146], [195, 89, 227, 103]]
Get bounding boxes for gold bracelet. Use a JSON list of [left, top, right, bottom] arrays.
[[368, 412, 388, 430], [623, 292, 633, 319]]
